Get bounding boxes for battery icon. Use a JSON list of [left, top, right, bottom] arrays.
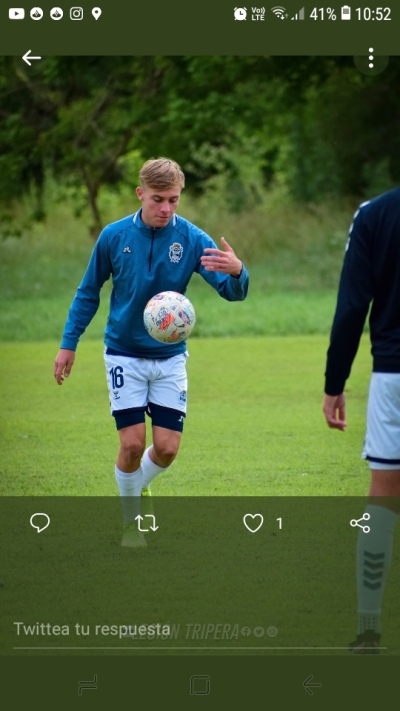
[[341, 5, 351, 19]]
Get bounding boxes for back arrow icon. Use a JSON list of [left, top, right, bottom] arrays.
[[22, 50, 42, 66], [303, 674, 322, 696]]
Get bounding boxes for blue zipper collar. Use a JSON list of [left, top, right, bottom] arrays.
[[132, 209, 177, 234]]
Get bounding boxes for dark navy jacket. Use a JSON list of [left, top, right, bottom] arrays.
[[325, 187, 400, 394]]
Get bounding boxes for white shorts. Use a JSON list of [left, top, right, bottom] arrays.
[[362, 372, 400, 470], [104, 351, 188, 431]]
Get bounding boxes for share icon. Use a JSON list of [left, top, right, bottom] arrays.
[[350, 512, 370, 534]]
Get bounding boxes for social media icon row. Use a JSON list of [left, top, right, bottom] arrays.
[[9, 7, 102, 20]]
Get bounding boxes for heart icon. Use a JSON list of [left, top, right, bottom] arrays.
[[243, 513, 264, 533]]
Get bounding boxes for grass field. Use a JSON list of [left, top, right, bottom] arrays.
[[0, 194, 373, 497], [2, 496, 399, 657], [2, 194, 399, 663], [1, 335, 372, 497], [0, 191, 353, 343]]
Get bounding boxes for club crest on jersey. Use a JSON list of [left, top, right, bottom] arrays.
[[169, 242, 183, 263]]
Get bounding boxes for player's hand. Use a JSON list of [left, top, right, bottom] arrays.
[[323, 393, 347, 431], [54, 349, 75, 385], [201, 237, 243, 277]]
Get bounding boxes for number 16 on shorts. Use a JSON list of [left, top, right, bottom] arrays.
[[109, 365, 124, 396]]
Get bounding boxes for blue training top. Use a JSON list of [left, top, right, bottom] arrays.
[[61, 209, 249, 358]]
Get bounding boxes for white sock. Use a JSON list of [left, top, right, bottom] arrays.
[[356, 504, 398, 634], [115, 465, 143, 524], [141, 447, 170, 489]]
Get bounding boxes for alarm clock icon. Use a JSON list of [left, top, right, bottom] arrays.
[[234, 7, 247, 20]]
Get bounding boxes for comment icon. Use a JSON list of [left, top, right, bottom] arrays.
[[30, 513, 50, 533]]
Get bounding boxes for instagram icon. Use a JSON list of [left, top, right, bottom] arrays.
[[70, 7, 83, 20]]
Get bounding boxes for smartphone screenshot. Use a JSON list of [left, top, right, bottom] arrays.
[[1, 2, 399, 708]]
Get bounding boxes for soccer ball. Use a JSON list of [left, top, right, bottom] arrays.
[[143, 291, 196, 343]]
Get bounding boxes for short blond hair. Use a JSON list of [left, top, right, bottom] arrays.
[[139, 158, 185, 191]]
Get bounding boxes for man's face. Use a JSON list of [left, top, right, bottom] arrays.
[[136, 185, 181, 228]]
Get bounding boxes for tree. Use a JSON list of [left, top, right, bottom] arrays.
[[2, 56, 400, 237]]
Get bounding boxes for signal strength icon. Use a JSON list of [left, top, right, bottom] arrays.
[[271, 6, 288, 19], [291, 7, 305, 20]]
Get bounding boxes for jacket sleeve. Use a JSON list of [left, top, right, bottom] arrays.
[[195, 233, 249, 301], [324, 205, 373, 395], [60, 228, 112, 350]]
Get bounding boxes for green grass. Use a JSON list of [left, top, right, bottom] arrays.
[[0, 193, 354, 342], [0, 195, 372, 498], [0, 284, 341, 342], [0, 335, 372, 497], [2, 496, 399, 657], [1, 195, 395, 662]]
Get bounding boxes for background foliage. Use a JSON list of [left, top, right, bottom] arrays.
[[1, 56, 400, 237]]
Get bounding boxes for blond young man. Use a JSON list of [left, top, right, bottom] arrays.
[[54, 158, 249, 547]]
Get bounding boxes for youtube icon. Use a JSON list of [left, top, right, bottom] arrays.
[[9, 8, 25, 19]]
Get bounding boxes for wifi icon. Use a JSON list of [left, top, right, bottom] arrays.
[[271, 6, 288, 19]]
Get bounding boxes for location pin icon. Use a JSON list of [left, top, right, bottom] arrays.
[[92, 7, 102, 20]]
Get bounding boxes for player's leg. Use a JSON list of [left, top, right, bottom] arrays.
[[115, 420, 148, 548], [369, 469, 400, 504], [351, 470, 400, 653], [142, 353, 188, 491], [117, 422, 146, 473], [105, 352, 149, 547], [137, 424, 183, 522], [354, 465, 400, 654], [151, 425, 182, 467], [351, 373, 400, 652], [140, 408, 184, 495]]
